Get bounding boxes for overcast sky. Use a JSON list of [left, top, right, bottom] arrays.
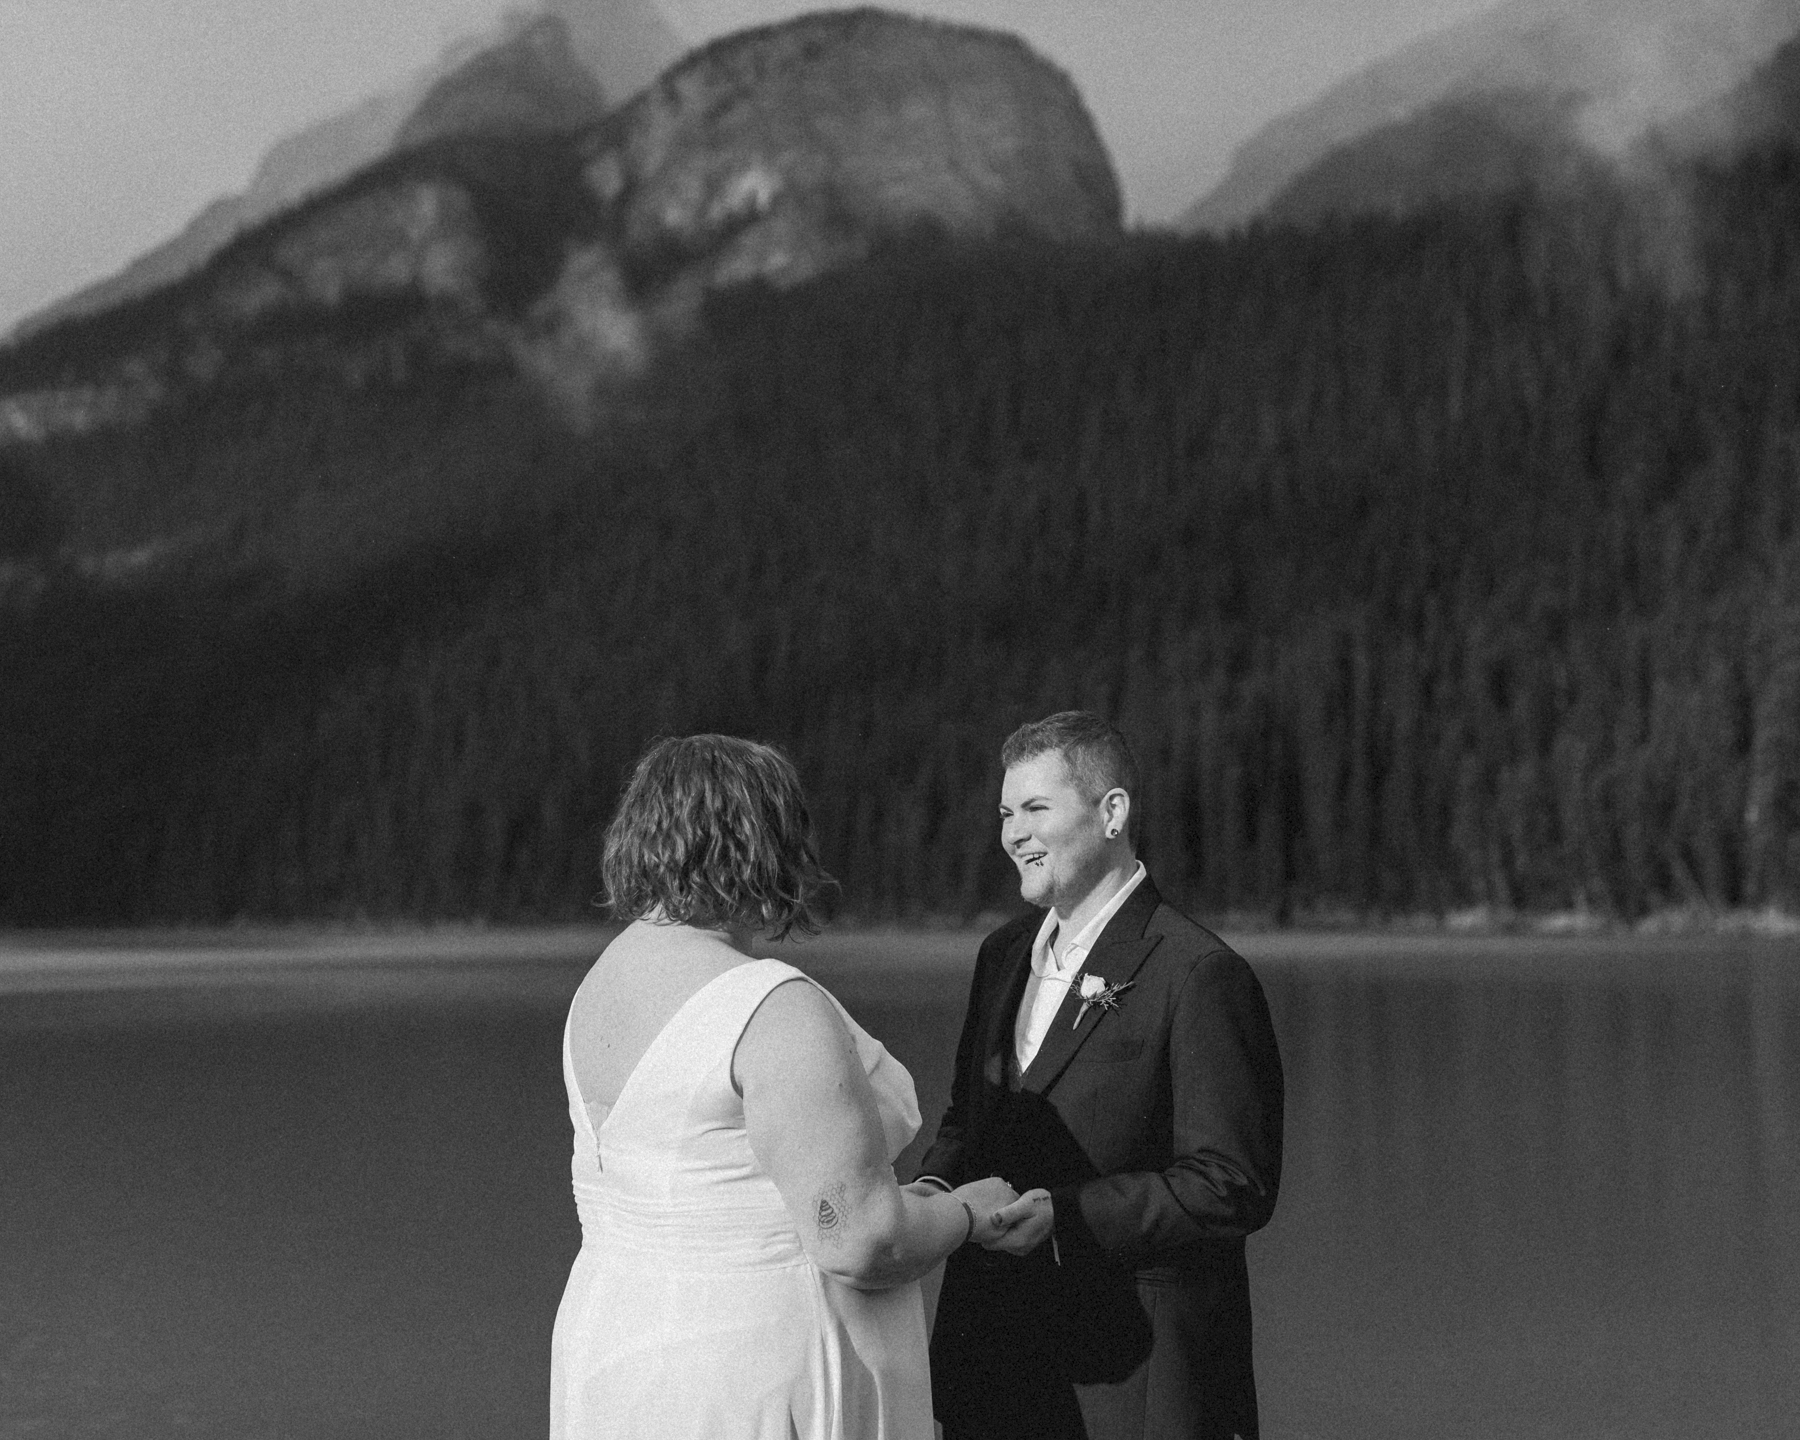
[[0, 0, 1503, 334]]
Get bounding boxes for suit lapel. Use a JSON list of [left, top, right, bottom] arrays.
[[1020, 876, 1164, 1095], [982, 919, 1038, 1089]]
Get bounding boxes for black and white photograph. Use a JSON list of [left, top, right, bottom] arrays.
[[3, 1, 1798, 1436]]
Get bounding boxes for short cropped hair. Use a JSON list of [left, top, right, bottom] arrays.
[[602, 735, 836, 940], [1001, 711, 1141, 837]]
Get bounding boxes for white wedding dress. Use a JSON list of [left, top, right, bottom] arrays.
[[550, 958, 935, 1439]]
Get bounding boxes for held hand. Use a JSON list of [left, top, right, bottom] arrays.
[[951, 1176, 1018, 1245], [981, 1188, 1054, 1256]]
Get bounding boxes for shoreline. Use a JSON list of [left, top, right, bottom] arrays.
[[6, 899, 1800, 951], [3, 911, 1798, 998], [11, 892, 1800, 932]]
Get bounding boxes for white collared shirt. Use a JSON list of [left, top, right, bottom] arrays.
[[1013, 861, 1147, 1074]]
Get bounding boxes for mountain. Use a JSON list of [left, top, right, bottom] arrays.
[[392, 15, 610, 152], [11, 0, 683, 341], [1182, 0, 1800, 233], [0, 8, 1120, 483], [1262, 87, 1610, 227], [9, 142, 1800, 922], [547, 0, 687, 100], [517, 4, 1121, 409], [11, 84, 432, 344], [1654, 29, 1800, 158]]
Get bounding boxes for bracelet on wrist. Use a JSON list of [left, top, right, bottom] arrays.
[[958, 1199, 975, 1245]]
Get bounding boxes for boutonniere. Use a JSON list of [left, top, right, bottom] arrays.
[[1074, 973, 1135, 1027]]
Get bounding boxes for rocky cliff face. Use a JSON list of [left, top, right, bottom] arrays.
[[515, 6, 1121, 406], [604, 6, 1119, 256], [12, 0, 682, 341], [1181, 0, 1800, 233], [0, 7, 1121, 440]]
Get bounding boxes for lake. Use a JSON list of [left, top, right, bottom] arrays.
[[2, 927, 1795, 1439]]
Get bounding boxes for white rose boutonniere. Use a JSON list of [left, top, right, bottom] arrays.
[[1074, 973, 1135, 1028]]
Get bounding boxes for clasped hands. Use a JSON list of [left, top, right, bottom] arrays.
[[910, 1175, 1054, 1256]]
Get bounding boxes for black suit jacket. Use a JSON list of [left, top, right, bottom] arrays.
[[918, 876, 1284, 1440]]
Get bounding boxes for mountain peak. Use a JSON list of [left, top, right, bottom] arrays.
[[1653, 28, 1800, 159], [1262, 87, 1604, 227], [1182, 0, 1800, 233], [10, 0, 683, 342], [546, 0, 687, 103], [393, 14, 609, 152]]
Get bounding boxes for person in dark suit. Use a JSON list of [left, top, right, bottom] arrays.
[[916, 711, 1284, 1440]]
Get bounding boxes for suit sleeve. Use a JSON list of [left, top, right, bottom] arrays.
[[1052, 948, 1284, 1265], [911, 937, 994, 1187]]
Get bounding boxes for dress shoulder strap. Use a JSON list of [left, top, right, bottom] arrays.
[[702, 958, 820, 1056]]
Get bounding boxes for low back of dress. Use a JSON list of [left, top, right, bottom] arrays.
[[549, 956, 934, 1440]]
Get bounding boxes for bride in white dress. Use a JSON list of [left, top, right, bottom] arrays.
[[550, 735, 1018, 1439]]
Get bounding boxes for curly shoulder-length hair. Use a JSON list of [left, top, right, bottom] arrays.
[[601, 734, 837, 940]]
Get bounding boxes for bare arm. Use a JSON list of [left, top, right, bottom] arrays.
[[736, 978, 1016, 1289]]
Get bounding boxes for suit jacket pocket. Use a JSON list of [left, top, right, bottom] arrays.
[[1047, 1248, 1154, 1382]]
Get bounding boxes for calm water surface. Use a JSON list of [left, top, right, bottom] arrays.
[[2, 928, 1795, 1439]]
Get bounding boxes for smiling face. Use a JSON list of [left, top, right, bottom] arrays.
[[999, 749, 1121, 914]]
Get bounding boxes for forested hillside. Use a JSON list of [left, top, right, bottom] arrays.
[[6, 148, 1800, 925]]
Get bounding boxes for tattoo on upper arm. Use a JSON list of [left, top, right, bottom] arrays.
[[814, 1182, 850, 1243]]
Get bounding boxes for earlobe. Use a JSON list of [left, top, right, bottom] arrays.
[[1103, 789, 1129, 840]]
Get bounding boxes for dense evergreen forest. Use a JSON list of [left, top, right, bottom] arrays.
[[5, 149, 1800, 926]]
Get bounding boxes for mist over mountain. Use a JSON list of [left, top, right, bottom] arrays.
[[1262, 87, 1608, 227], [393, 15, 611, 152], [1250, 11, 1800, 234], [1655, 28, 1800, 157], [1181, 0, 1800, 233], [547, 0, 687, 99], [11, 0, 683, 342]]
